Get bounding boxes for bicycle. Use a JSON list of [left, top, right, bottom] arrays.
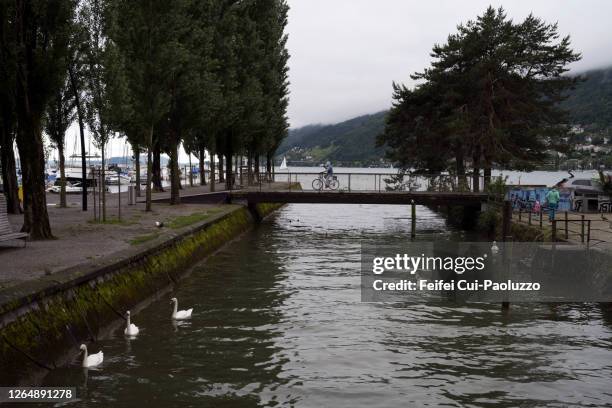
[[312, 173, 339, 191]]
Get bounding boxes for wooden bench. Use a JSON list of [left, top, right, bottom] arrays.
[[0, 194, 28, 247]]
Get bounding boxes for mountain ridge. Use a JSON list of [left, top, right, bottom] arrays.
[[279, 66, 612, 166]]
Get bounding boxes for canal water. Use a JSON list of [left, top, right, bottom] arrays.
[[37, 204, 612, 407]]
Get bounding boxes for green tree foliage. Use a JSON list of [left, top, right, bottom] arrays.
[[1, 0, 290, 230], [0, 2, 21, 214], [379, 7, 581, 190], [108, 0, 174, 211]]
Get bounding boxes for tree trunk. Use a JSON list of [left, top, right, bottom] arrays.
[[266, 152, 272, 181], [15, 115, 53, 239], [254, 154, 260, 183], [169, 138, 180, 205], [210, 151, 215, 192], [247, 153, 253, 185], [218, 155, 224, 183], [101, 146, 106, 221], [134, 144, 141, 197], [455, 148, 466, 192], [472, 147, 481, 193], [199, 146, 206, 185], [58, 144, 67, 208], [0, 127, 21, 214], [483, 150, 492, 190], [225, 147, 233, 190], [483, 166, 492, 191], [152, 140, 163, 192], [68, 64, 88, 211], [145, 125, 153, 212]]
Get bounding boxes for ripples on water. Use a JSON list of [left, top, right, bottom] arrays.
[[38, 204, 612, 407]]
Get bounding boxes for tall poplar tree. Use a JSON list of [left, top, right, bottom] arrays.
[[11, 0, 75, 239], [109, 0, 173, 211]]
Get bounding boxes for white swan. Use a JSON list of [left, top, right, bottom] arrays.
[[170, 297, 193, 320], [124, 311, 139, 336], [80, 344, 103, 368]]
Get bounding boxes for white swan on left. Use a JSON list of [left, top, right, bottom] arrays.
[[170, 297, 193, 320], [124, 311, 139, 336], [80, 344, 103, 368]]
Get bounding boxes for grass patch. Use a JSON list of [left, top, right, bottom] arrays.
[[129, 232, 161, 246], [167, 212, 213, 229]]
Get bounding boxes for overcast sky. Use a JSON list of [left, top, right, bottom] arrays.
[[286, 0, 612, 128]]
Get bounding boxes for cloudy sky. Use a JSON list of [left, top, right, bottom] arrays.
[[286, 0, 612, 128]]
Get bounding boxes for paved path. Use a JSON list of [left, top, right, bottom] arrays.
[[0, 182, 288, 289]]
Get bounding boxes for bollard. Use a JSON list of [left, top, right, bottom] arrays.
[[411, 200, 416, 239], [128, 185, 136, 205], [565, 211, 569, 240], [581, 214, 585, 243], [552, 220, 557, 242]]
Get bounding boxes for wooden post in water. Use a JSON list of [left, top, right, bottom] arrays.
[[348, 174, 351, 192], [501, 200, 512, 312], [411, 200, 416, 239]]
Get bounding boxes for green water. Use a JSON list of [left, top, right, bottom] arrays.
[[34, 204, 612, 407]]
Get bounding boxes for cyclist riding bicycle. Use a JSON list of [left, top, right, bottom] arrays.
[[323, 161, 333, 186]]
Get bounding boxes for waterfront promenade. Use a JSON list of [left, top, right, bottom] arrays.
[[0, 182, 288, 290]]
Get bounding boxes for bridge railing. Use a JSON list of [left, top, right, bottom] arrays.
[[253, 171, 498, 193]]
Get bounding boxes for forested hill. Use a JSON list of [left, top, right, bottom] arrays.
[[563, 66, 612, 127], [277, 111, 388, 166], [279, 66, 612, 166]]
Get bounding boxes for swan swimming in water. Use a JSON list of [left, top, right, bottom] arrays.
[[80, 344, 103, 368], [124, 311, 139, 336], [170, 297, 193, 320]]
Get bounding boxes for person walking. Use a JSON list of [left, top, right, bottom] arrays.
[[546, 186, 561, 222]]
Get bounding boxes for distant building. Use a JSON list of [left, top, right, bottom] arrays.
[[570, 125, 585, 134]]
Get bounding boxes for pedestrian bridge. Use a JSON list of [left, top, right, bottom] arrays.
[[229, 190, 489, 206]]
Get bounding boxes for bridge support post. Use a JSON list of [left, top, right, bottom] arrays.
[[501, 200, 512, 313], [411, 200, 416, 239], [247, 201, 262, 223]]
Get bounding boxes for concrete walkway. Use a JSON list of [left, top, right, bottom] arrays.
[[0, 181, 289, 289]]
